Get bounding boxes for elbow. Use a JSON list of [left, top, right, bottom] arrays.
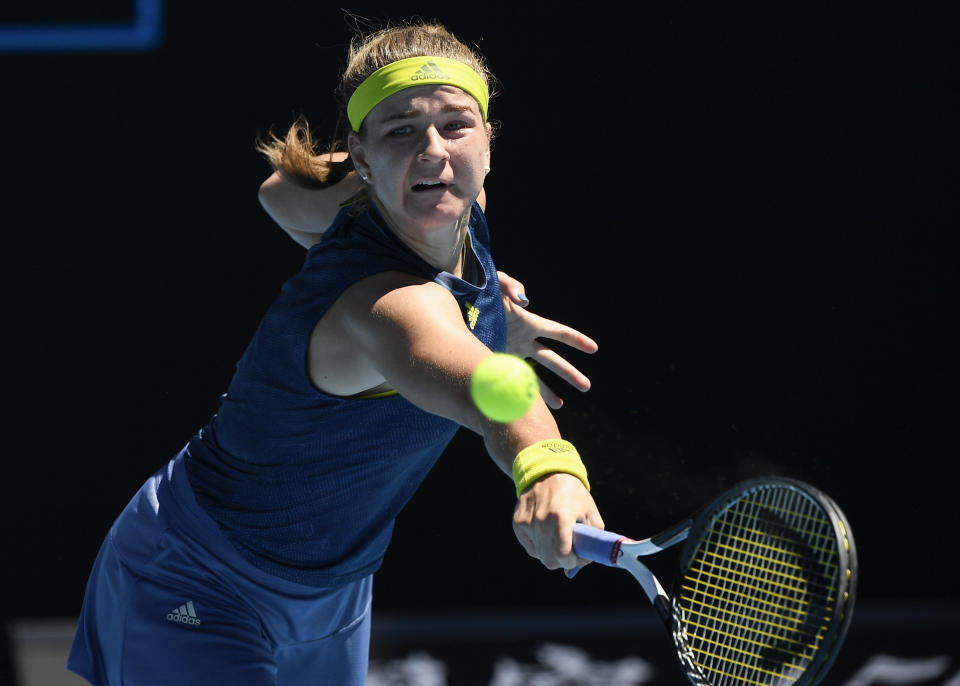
[[258, 173, 289, 220], [258, 173, 282, 204]]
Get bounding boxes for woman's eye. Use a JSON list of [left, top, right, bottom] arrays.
[[386, 120, 469, 137]]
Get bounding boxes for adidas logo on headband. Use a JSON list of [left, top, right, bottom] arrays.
[[411, 60, 451, 81]]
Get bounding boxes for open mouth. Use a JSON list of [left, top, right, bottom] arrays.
[[411, 181, 448, 192]]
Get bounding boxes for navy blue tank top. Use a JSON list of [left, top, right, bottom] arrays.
[[184, 202, 506, 587]]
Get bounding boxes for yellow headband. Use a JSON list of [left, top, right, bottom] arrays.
[[347, 56, 489, 132]]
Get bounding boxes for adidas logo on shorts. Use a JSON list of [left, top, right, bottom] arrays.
[[166, 600, 202, 626]]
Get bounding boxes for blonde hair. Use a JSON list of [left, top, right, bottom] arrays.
[[256, 21, 496, 190]]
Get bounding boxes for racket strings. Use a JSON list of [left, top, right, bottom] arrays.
[[710, 521, 841, 570], [691, 545, 837, 600], [679, 585, 826, 640], [675, 485, 842, 686]]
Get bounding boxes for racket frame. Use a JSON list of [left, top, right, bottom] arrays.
[[572, 477, 857, 686]]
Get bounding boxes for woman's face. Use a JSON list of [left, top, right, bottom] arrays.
[[348, 84, 491, 237]]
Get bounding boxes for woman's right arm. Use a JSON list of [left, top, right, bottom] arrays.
[[320, 272, 604, 571], [258, 152, 364, 249]]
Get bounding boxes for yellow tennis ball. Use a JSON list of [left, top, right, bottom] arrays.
[[470, 353, 539, 423]]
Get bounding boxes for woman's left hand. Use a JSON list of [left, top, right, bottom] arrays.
[[497, 271, 598, 409]]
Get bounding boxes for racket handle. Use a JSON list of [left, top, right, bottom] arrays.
[[572, 523, 630, 567]]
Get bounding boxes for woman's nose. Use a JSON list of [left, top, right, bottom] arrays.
[[417, 126, 449, 163]]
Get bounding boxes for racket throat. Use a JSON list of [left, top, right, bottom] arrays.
[[651, 595, 672, 626], [621, 557, 668, 609]]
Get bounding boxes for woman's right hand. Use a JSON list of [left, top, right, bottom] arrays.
[[512, 472, 604, 571]]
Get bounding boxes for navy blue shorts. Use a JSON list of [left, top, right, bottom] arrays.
[[68, 449, 372, 685]]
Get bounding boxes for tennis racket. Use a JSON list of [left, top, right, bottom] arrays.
[[573, 477, 857, 686]]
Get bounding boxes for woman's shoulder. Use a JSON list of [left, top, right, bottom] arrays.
[[303, 205, 435, 284]]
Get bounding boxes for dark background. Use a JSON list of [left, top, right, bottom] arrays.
[[3, 2, 956, 626]]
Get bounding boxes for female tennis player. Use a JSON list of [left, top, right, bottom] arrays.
[[68, 21, 604, 686]]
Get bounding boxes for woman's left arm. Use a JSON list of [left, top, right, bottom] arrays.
[[258, 152, 363, 248]]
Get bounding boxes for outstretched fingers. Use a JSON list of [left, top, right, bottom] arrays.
[[531, 343, 592, 394], [532, 315, 599, 357]]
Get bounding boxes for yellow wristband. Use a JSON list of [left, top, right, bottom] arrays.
[[512, 439, 590, 498]]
